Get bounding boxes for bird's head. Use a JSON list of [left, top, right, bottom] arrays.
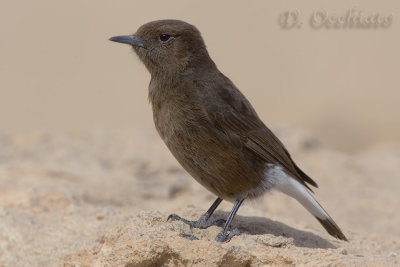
[[109, 20, 213, 77]]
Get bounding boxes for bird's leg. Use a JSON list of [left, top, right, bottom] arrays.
[[215, 198, 246, 242], [167, 197, 225, 229]]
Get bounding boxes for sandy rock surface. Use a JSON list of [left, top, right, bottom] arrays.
[[0, 126, 399, 266]]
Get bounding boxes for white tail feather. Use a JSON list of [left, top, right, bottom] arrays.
[[266, 164, 328, 220], [265, 164, 348, 241]]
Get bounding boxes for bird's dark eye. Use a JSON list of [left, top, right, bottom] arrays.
[[159, 34, 171, 42]]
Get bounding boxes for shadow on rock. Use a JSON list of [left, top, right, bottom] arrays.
[[213, 211, 336, 249]]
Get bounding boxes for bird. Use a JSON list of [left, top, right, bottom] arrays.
[[109, 19, 348, 242]]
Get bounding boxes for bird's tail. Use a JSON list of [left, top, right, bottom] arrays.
[[273, 173, 348, 241]]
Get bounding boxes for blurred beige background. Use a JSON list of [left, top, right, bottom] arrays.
[[1, 0, 399, 152]]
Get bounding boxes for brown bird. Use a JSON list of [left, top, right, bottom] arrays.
[[109, 19, 348, 242]]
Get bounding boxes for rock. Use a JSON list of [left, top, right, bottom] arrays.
[[0, 128, 399, 266]]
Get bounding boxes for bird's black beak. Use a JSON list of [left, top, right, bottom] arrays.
[[109, 35, 145, 48]]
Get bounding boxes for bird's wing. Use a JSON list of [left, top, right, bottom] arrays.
[[214, 109, 318, 191]]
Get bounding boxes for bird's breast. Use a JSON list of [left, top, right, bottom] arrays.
[[152, 97, 195, 144]]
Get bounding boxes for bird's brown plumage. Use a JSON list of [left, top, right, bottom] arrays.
[[131, 20, 317, 199], [109, 19, 347, 241]]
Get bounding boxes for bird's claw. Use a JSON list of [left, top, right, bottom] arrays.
[[214, 226, 247, 242], [180, 233, 200, 240], [167, 213, 184, 222]]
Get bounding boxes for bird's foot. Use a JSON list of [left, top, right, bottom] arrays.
[[167, 213, 225, 229], [214, 226, 247, 242]]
